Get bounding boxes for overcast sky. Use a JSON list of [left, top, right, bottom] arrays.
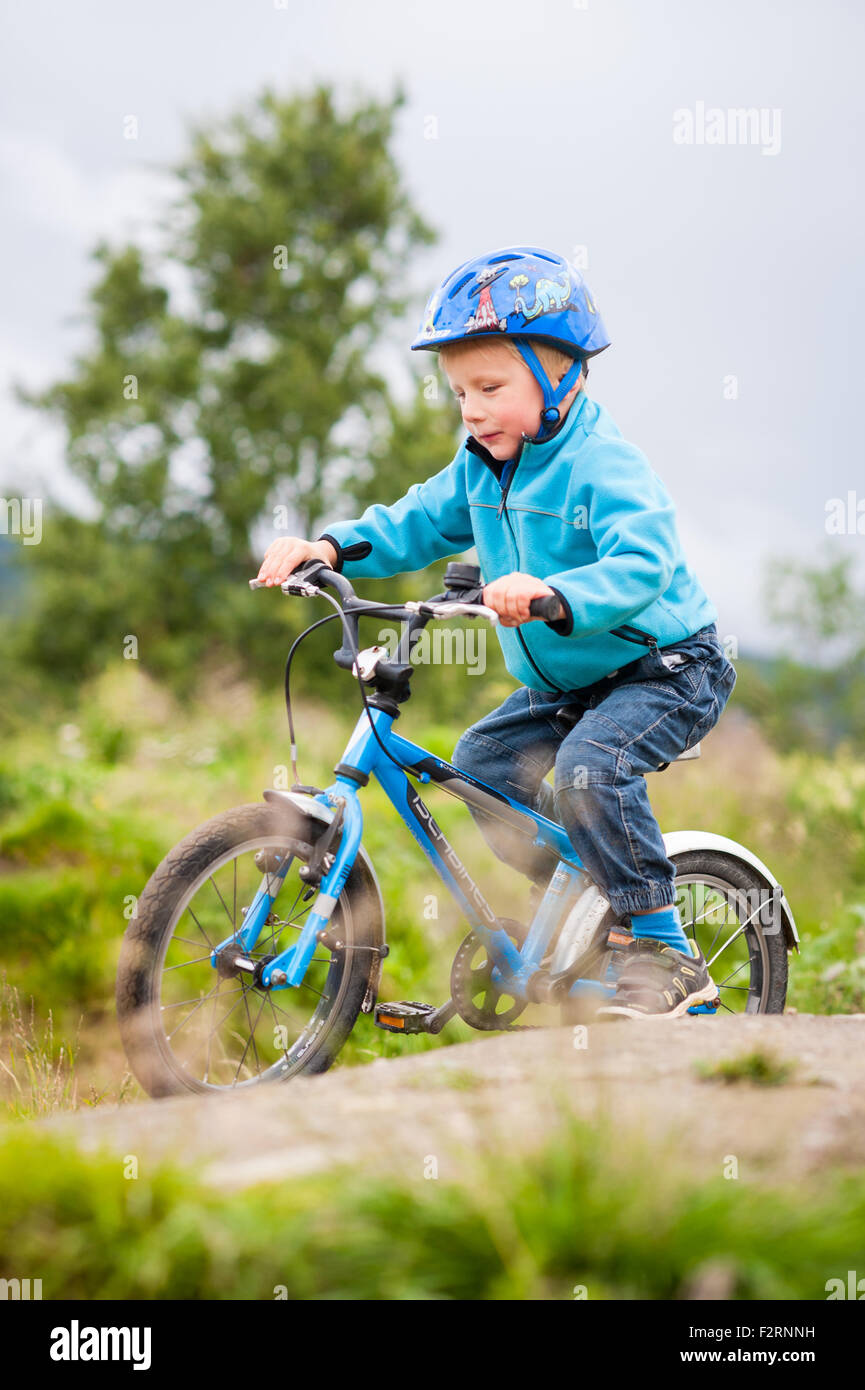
[[2, 0, 863, 652]]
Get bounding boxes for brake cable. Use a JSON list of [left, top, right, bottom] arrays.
[[282, 591, 432, 789]]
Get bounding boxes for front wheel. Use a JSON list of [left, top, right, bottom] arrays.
[[116, 802, 384, 1097]]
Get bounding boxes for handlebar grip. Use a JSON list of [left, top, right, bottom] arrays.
[[529, 594, 564, 621]]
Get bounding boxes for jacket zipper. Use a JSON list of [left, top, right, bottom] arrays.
[[497, 451, 568, 696], [482, 431, 659, 685], [495, 458, 518, 519]]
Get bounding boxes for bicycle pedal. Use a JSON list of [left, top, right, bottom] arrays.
[[687, 996, 721, 1015], [374, 1001, 440, 1034]]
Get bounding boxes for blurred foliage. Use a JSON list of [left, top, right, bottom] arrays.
[[695, 1047, 797, 1087], [2, 82, 468, 698], [1, 1118, 864, 1298], [732, 546, 865, 755]]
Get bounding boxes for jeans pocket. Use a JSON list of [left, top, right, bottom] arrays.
[[688, 661, 736, 745], [646, 647, 705, 698]]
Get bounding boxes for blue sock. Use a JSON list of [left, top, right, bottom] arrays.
[[629, 904, 692, 955]]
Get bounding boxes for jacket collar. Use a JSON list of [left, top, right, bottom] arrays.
[[464, 389, 590, 479]]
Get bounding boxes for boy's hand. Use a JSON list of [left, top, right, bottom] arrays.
[[256, 537, 337, 587], [482, 572, 562, 627]]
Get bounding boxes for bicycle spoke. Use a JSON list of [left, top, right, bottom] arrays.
[[257, 902, 313, 954], [186, 905, 217, 952], [162, 988, 240, 1010], [705, 900, 764, 969], [716, 957, 753, 988], [164, 954, 213, 972], [683, 887, 732, 962], [701, 898, 732, 957], [264, 994, 323, 1020], [209, 873, 237, 931], [172, 934, 212, 951], [207, 988, 255, 1036], [165, 984, 233, 1040], [204, 983, 221, 1084], [265, 992, 290, 1058], [297, 978, 330, 1002], [234, 987, 268, 1082]]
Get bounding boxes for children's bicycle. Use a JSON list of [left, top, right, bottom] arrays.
[[116, 560, 800, 1097]]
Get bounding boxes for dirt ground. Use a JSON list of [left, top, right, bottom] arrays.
[[40, 1014, 865, 1191]]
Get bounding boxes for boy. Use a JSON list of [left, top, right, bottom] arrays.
[[256, 246, 737, 1019]]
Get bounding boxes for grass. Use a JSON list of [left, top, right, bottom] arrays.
[[0, 975, 135, 1119], [2, 663, 865, 1298], [1, 1115, 864, 1299], [695, 1047, 797, 1087], [1, 661, 865, 1107], [0, 975, 80, 1118]]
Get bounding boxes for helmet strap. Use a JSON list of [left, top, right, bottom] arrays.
[[514, 341, 584, 441]]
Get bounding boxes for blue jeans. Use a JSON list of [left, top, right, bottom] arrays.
[[451, 623, 737, 916]]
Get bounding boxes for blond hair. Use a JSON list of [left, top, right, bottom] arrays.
[[439, 335, 582, 387]]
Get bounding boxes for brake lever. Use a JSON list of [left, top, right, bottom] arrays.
[[249, 558, 327, 595], [404, 599, 500, 624], [249, 576, 322, 596]]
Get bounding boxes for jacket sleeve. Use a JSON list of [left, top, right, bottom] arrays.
[[317, 449, 474, 579], [542, 438, 678, 638]]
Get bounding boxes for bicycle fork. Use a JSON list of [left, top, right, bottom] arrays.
[[209, 782, 368, 989]]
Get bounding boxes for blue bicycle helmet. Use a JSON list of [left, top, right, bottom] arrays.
[[411, 245, 610, 439]]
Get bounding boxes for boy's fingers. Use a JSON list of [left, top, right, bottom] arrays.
[[258, 544, 302, 583]]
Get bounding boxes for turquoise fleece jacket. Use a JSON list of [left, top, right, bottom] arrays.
[[319, 390, 717, 695]]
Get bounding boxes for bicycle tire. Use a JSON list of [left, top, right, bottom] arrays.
[[116, 801, 384, 1097], [669, 849, 789, 1014], [560, 849, 789, 1023]]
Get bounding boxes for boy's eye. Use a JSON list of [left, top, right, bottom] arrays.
[[451, 385, 499, 403]]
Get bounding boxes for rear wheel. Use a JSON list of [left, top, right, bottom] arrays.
[[116, 803, 383, 1097], [670, 850, 789, 1013], [560, 850, 789, 1021]]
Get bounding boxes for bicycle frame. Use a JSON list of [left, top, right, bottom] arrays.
[[211, 702, 601, 1001]]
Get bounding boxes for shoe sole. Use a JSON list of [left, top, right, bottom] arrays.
[[596, 982, 720, 1021]]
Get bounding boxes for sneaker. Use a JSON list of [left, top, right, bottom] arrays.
[[596, 937, 720, 1020]]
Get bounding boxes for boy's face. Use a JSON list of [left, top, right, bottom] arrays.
[[441, 340, 579, 460]]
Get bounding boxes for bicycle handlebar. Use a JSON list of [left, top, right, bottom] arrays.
[[248, 562, 563, 623], [527, 593, 565, 621]]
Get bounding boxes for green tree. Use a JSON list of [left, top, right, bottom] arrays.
[[736, 547, 865, 753], [18, 84, 434, 553], [5, 84, 452, 696]]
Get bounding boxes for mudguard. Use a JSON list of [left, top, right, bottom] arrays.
[[662, 829, 800, 953], [262, 789, 387, 1010]]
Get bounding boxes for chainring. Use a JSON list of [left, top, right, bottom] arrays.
[[450, 917, 531, 1031]]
